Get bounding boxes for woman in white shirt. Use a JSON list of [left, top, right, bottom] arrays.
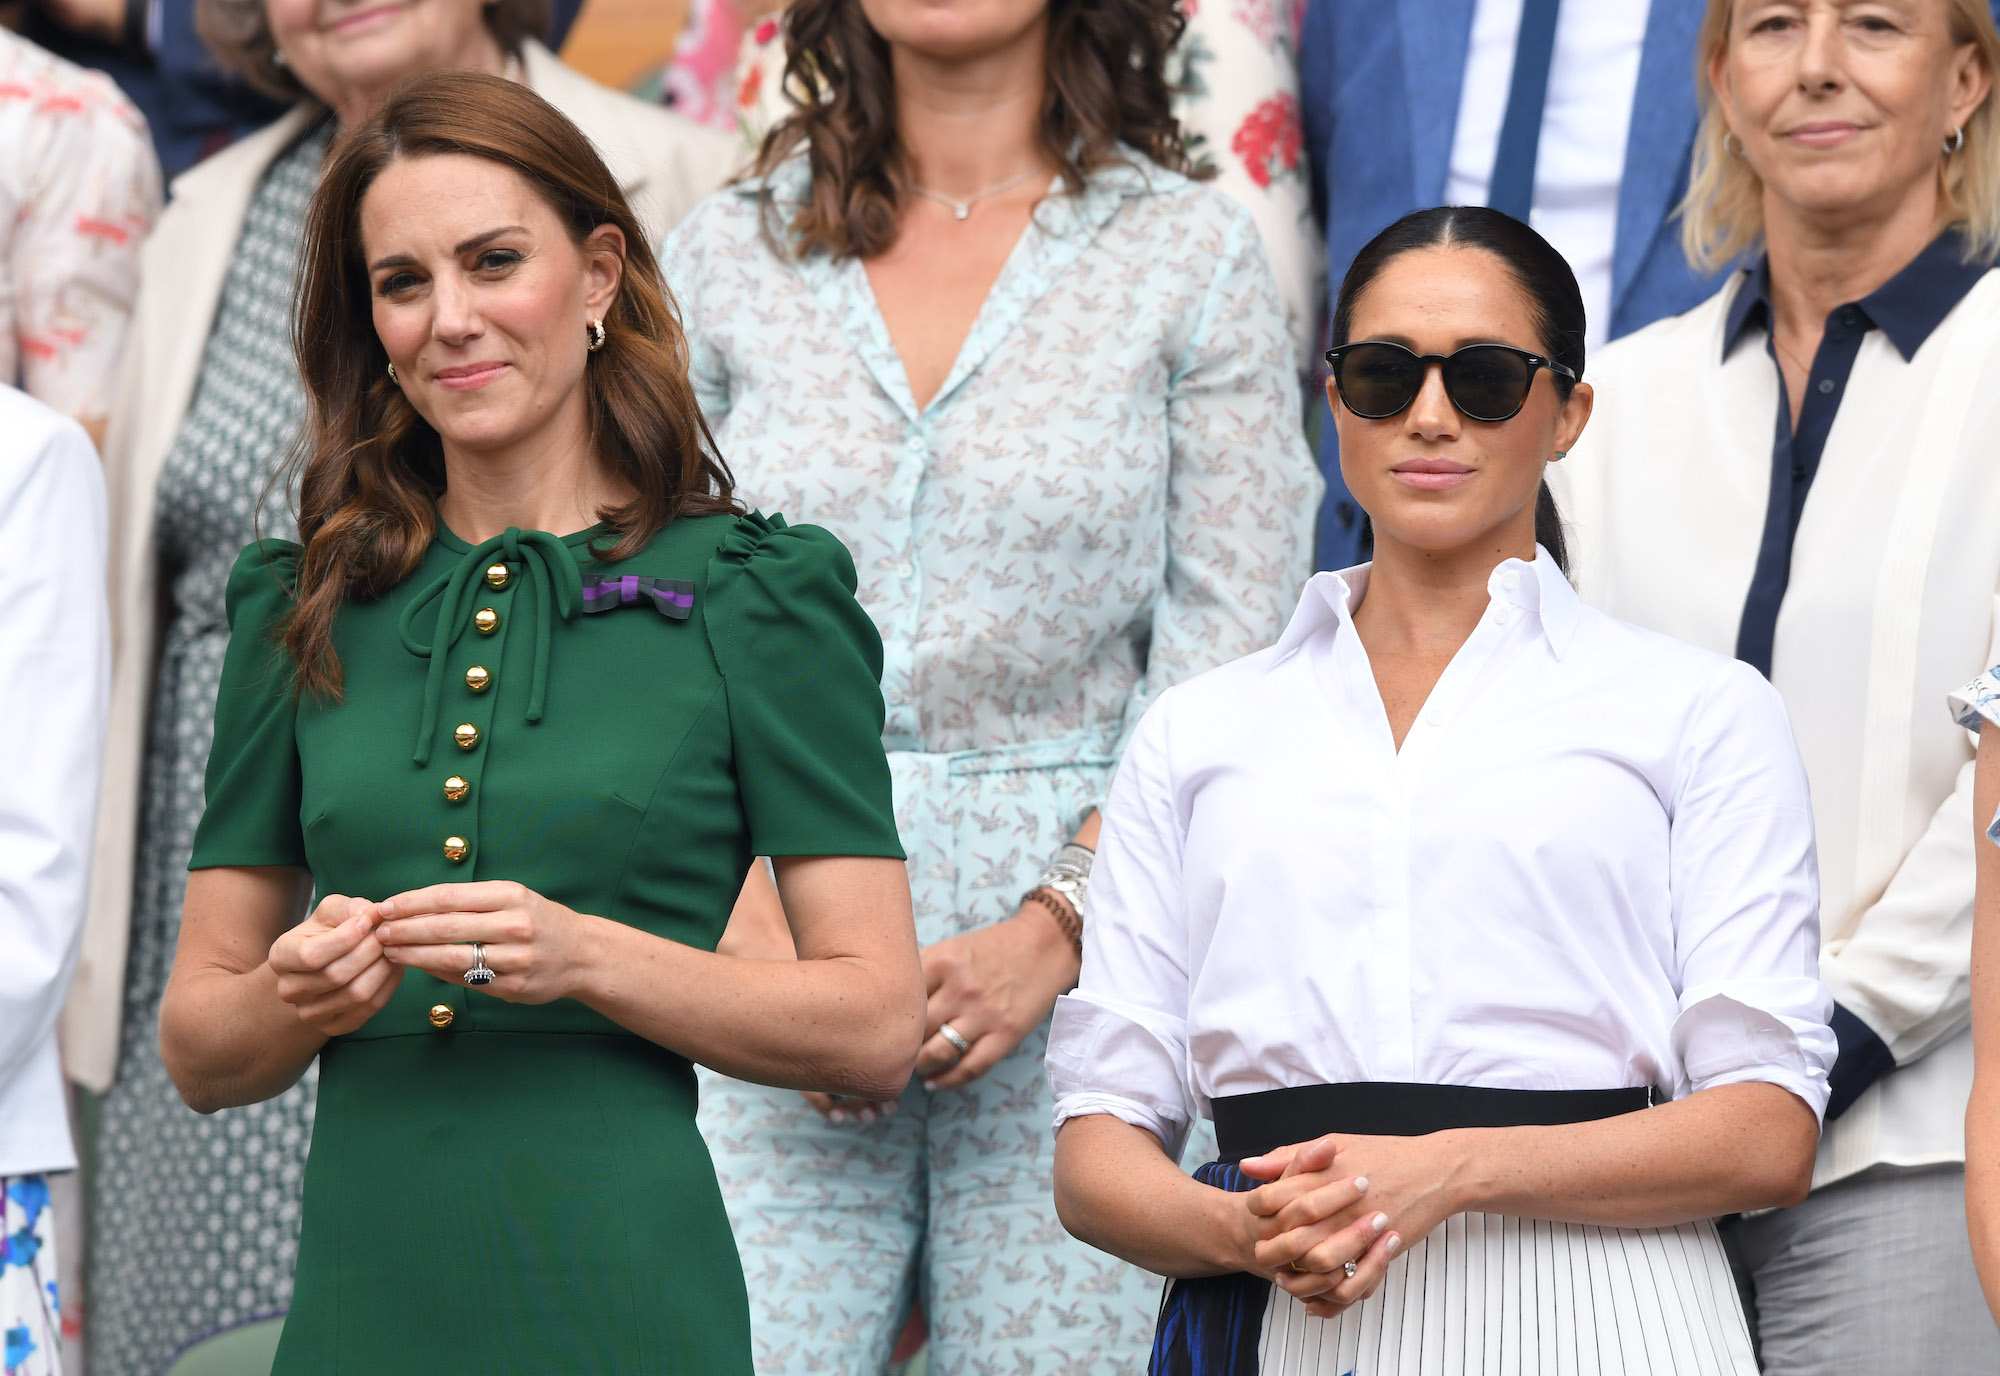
[[1553, 4, 2000, 1371], [1048, 206, 1834, 1376]]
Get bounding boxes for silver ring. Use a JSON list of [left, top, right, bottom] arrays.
[[463, 942, 495, 986], [938, 1023, 971, 1058], [1343, 1260, 1357, 1280]]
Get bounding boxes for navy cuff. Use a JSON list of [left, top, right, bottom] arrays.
[[1825, 1003, 1896, 1121]]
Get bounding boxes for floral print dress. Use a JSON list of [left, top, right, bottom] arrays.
[[665, 154, 1319, 1374]]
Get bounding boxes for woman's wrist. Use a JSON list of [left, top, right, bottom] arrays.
[[1012, 898, 1083, 985], [1430, 1127, 1492, 1217]]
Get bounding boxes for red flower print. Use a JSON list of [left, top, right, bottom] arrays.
[[1231, 94, 1302, 190], [753, 17, 779, 44], [737, 63, 764, 111]]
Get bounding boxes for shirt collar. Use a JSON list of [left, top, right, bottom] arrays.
[[1269, 546, 1580, 666], [1722, 230, 1992, 363]]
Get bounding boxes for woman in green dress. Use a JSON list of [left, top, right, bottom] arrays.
[[154, 69, 925, 1374]]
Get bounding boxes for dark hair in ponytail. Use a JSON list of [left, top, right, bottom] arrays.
[[1331, 205, 1584, 576]]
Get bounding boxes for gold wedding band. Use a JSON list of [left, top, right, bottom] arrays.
[[1288, 1259, 1310, 1274]]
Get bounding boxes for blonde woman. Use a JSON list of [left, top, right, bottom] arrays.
[[1553, 1, 2000, 1372]]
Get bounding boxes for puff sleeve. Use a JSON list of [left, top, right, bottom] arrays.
[[706, 513, 903, 860], [187, 541, 308, 871]]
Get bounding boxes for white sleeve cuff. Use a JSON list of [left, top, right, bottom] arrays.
[[1672, 982, 1835, 1122], [1046, 992, 1192, 1157]]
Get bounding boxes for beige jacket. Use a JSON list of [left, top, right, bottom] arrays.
[[65, 42, 740, 1091]]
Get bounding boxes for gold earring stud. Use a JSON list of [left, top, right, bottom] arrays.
[[586, 319, 607, 352]]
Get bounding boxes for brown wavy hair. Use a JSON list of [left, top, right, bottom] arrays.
[[283, 70, 739, 698], [752, 0, 1195, 259]]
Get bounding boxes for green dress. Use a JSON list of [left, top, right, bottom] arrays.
[[188, 510, 903, 1374]]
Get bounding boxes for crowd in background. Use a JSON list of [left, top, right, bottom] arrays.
[[6, 1, 2000, 1374]]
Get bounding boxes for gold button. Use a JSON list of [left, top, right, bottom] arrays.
[[484, 563, 510, 589], [473, 607, 500, 635], [464, 665, 491, 694], [443, 835, 469, 863], [443, 775, 469, 802], [429, 1004, 454, 1028], [454, 723, 480, 750]]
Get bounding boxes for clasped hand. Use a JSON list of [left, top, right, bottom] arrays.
[[268, 882, 593, 1035], [1234, 1132, 1464, 1319]]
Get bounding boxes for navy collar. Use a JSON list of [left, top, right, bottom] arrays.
[[1722, 230, 1992, 363]]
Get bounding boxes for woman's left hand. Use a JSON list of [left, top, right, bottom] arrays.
[[373, 881, 599, 1004], [915, 902, 1080, 1090], [1241, 1132, 1468, 1318]]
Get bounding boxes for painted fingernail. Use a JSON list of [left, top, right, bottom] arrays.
[[924, 1080, 938, 1091], [857, 1108, 876, 1124], [1386, 1234, 1402, 1257], [1352, 1177, 1369, 1193], [1371, 1213, 1389, 1232], [882, 1101, 898, 1116], [828, 1109, 845, 1124]]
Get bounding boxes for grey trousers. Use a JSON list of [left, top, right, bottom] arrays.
[[1719, 1163, 2000, 1375]]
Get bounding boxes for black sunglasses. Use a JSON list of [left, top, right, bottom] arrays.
[[1322, 341, 1577, 424]]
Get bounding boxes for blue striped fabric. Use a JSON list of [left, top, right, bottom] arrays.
[[1149, 1161, 1270, 1376]]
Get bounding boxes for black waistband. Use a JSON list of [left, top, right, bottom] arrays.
[[1211, 1081, 1653, 1163]]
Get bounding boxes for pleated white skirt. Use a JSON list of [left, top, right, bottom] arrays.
[[1257, 1213, 1756, 1375]]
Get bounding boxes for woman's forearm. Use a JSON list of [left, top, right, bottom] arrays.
[[1054, 1113, 1255, 1278], [160, 867, 328, 1112], [161, 960, 327, 1113], [1966, 724, 2000, 1316], [1968, 1073, 2000, 1320], [1443, 1081, 1817, 1227], [574, 914, 922, 1097]]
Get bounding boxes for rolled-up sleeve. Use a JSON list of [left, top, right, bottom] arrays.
[[1048, 698, 1198, 1157], [1667, 660, 1836, 1120], [1951, 664, 2000, 846]]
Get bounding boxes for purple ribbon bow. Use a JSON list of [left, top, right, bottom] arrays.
[[580, 575, 695, 620]]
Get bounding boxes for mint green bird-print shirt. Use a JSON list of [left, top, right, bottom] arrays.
[[663, 153, 1321, 775]]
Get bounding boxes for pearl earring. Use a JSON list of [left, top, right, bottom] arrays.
[[387, 362, 399, 384]]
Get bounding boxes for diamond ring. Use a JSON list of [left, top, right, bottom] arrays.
[[463, 942, 496, 986]]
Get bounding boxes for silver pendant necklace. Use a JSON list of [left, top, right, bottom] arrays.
[[911, 167, 1044, 221]]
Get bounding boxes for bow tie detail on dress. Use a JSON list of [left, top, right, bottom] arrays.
[[398, 526, 582, 767], [581, 574, 695, 619]]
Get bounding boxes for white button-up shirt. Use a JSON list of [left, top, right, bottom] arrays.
[[0, 384, 107, 1175], [1048, 552, 1834, 1157]]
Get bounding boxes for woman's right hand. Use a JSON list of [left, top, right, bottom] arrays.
[[268, 894, 403, 1036], [1238, 1137, 1394, 1314]]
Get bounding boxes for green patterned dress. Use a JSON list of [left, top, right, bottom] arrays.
[[86, 120, 332, 1376]]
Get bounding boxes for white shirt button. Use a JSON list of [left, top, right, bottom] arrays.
[[906, 436, 925, 452], [1501, 570, 1520, 591], [1495, 608, 1513, 626], [896, 561, 917, 579]]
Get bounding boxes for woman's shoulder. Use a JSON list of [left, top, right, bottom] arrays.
[[673, 510, 873, 676], [156, 107, 316, 224], [522, 41, 741, 219], [1591, 275, 1748, 380], [1572, 598, 1789, 731], [1100, 154, 1252, 235], [222, 537, 302, 634]]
